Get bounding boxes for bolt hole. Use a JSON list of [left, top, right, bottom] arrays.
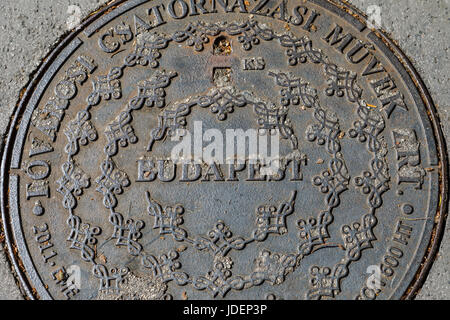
[[213, 36, 232, 55]]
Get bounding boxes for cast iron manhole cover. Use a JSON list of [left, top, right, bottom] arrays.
[[1, 0, 447, 300]]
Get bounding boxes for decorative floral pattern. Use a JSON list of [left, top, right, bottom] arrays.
[[95, 159, 130, 209], [52, 18, 393, 299]]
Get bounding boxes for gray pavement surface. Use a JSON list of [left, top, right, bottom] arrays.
[[0, 0, 448, 299]]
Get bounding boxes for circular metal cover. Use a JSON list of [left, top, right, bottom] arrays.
[[1, 0, 447, 300]]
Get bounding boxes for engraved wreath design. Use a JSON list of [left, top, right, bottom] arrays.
[[50, 18, 390, 299]]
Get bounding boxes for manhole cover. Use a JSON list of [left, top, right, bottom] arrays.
[[1, 0, 447, 300]]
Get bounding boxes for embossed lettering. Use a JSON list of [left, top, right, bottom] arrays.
[[268, 0, 288, 21], [362, 56, 385, 77], [26, 181, 49, 199], [32, 56, 97, 141], [26, 160, 51, 200], [371, 76, 408, 118], [392, 129, 426, 189], [33, 223, 57, 264], [98, 23, 133, 53], [189, 0, 209, 16], [323, 24, 355, 53], [26, 160, 51, 180], [243, 57, 266, 70], [168, 0, 190, 19], [29, 137, 54, 157], [148, 4, 166, 27], [392, 220, 413, 246]]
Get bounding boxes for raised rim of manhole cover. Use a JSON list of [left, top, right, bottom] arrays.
[[1, 0, 448, 300]]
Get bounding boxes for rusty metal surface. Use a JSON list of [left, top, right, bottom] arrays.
[[1, 0, 447, 300]]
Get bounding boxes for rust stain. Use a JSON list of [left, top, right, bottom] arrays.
[[55, 269, 65, 282]]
